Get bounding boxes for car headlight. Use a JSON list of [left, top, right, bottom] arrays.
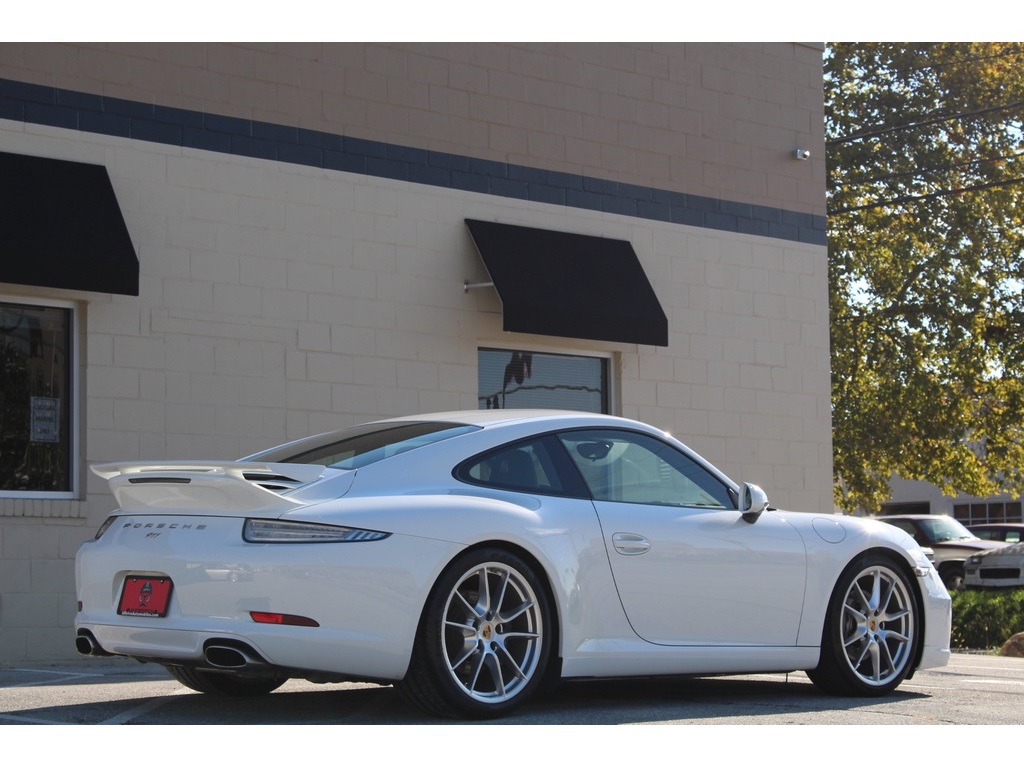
[[243, 518, 390, 543], [967, 554, 983, 565]]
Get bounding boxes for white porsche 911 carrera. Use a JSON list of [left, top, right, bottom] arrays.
[[75, 410, 951, 718]]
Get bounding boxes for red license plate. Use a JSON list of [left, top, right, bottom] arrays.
[[118, 576, 173, 617]]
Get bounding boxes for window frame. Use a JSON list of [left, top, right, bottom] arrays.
[[0, 295, 79, 501]]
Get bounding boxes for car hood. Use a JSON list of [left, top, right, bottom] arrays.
[[931, 539, 1009, 553], [976, 541, 1024, 559]]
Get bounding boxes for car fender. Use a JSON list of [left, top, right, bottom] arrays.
[[773, 512, 938, 648], [279, 489, 623, 657]]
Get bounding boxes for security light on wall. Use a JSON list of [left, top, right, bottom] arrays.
[[794, 148, 811, 160], [464, 279, 494, 293]]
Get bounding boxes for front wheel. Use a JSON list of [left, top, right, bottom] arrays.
[[396, 548, 553, 719], [807, 553, 920, 696], [938, 562, 965, 591]]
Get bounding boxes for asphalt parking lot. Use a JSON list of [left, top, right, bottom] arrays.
[[3, 652, 1021, 767], [2, 651, 1023, 728]]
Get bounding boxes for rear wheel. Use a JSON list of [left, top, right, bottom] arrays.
[[164, 665, 287, 696], [396, 548, 553, 719], [807, 553, 920, 696]]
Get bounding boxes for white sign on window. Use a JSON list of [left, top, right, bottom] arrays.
[[30, 397, 60, 443]]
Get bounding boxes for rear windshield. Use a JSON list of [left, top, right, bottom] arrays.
[[244, 421, 479, 470]]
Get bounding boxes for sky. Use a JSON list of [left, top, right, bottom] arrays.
[[9, 4, 1011, 43]]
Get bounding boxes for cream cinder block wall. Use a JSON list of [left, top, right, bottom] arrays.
[[0, 42, 829, 663], [0, 42, 826, 217]]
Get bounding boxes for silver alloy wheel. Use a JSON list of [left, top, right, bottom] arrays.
[[839, 563, 915, 686], [440, 560, 544, 704]]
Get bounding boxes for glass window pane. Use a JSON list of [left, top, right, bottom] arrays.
[[1007, 502, 1022, 523], [558, 429, 734, 509], [456, 436, 590, 498], [246, 421, 478, 469], [0, 302, 72, 492], [478, 348, 607, 412]]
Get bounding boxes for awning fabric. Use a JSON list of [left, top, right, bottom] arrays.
[[466, 219, 668, 346], [0, 151, 139, 296]]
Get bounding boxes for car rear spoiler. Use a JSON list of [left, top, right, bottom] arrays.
[[91, 461, 329, 515]]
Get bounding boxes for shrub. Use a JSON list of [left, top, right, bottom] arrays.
[[950, 588, 1024, 651]]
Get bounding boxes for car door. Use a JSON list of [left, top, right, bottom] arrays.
[[557, 429, 807, 646]]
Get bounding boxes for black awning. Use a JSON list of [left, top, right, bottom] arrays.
[[0, 152, 139, 296], [466, 219, 668, 347]]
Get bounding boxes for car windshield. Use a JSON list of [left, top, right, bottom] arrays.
[[244, 421, 479, 470], [917, 517, 976, 543]]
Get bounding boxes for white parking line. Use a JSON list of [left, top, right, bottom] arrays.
[[99, 688, 190, 725], [0, 712, 70, 725], [3, 667, 113, 688]]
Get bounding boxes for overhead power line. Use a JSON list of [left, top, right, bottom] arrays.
[[840, 147, 1024, 189], [829, 174, 1024, 215], [828, 98, 1024, 146]]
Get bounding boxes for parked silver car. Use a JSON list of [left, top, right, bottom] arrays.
[[964, 543, 1024, 588], [879, 514, 1007, 589]]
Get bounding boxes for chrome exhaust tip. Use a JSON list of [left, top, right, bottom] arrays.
[[204, 644, 263, 669], [75, 631, 112, 656]]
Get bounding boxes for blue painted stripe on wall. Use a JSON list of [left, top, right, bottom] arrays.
[[0, 77, 827, 246]]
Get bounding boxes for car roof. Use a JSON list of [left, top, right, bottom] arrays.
[[372, 409, 647, 429], [367, 409, 685, 439], [244, 409, 682, 465]]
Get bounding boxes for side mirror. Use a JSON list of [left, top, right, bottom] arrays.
[[739, 482, 769, 523]]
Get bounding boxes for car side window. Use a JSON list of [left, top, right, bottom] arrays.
[[556, 429, 734, 509], [456, 437, 588, 497]]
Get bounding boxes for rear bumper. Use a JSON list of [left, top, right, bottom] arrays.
[[74, 618, 410, 681]]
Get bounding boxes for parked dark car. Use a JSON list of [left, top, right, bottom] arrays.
[[879, 514, 1007, 589], [967, 523, 1024, 544]]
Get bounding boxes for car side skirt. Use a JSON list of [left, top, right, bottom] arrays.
[[560, 643, 821, 678]]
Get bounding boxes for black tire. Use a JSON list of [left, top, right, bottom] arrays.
[[938, 562, 965, 591], [396, 547, 553, 719], [807, 553, 921, 696], [164, 665, 287, 696]]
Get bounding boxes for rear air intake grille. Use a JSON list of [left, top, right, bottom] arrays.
[[242, 472, 311, 491]]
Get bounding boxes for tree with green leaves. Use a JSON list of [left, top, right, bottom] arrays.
[[826, 43, 1024, 513]]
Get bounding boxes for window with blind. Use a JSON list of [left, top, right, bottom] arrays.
[[478, 348, 608, 413]]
